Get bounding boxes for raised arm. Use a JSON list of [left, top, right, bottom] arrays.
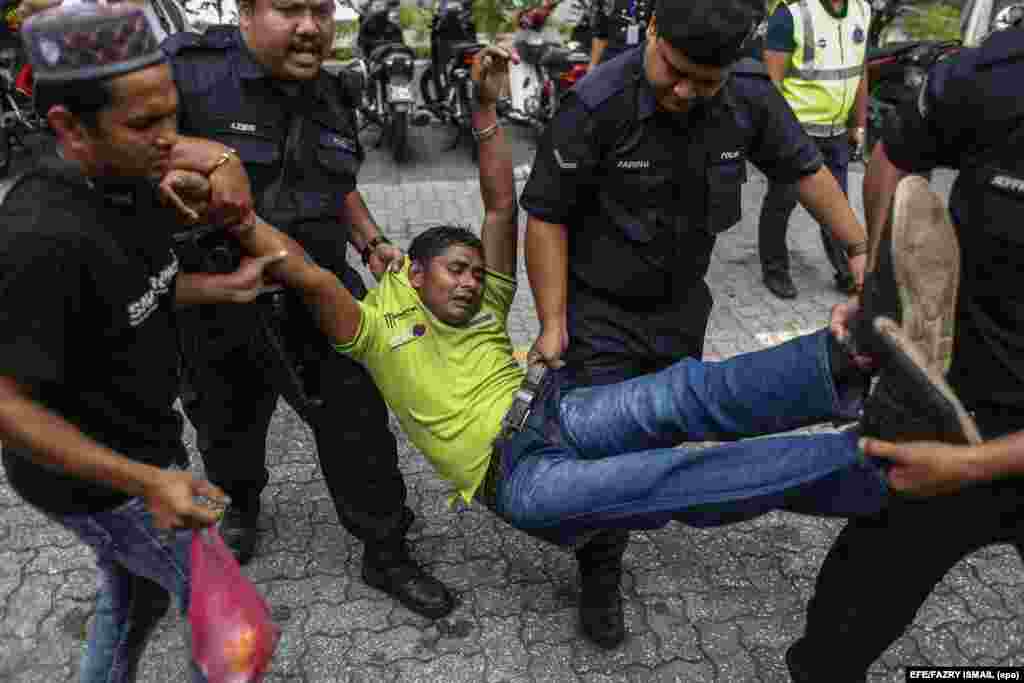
[[472, 45, 519, 277]]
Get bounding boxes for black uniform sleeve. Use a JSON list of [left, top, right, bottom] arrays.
[[742, 77, 824, 183], [883, 58, 966, 174], [593, 0, 611, 40], [0, 232, 86, 386], [520, 93, 603, 226]]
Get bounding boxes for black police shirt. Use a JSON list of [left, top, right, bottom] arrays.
[[163, 27, 364, 286], [521, 47, 822, 380], [883, 30, 1024, 430], [0, 156, 187, 516]]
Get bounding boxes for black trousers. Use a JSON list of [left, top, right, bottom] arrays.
[[758, 133, 852, 280], [788, 416, 1024, 681], [181, 312, 408, 547]]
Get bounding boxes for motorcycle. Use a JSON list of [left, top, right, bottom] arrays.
[[961, 0, 1024, 46], [863, 37, 961, 159], [419, 0, 483, 159], [0, 38, 39, 177], [506, 1, 590, 134], [350, 0, 425, 162]]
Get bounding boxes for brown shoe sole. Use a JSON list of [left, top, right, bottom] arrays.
[[886, 175, 960, 375], [873, 317, 982, 445]]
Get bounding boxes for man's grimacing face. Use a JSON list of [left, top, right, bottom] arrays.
[[410, 245, 487, 326], [240, 0, 335, 80]]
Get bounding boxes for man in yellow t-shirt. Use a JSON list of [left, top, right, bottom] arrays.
[[225, 45, 982, 651]]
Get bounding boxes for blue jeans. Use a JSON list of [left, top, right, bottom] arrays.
[[54, 495, 206, 683], [496, 330, 887, 545]]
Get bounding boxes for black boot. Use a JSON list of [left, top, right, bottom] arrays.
[[362, 540, 455, 619], [576, 530, 628, 649], [579, 565, 624, 649], [219, 496, 260, 566]]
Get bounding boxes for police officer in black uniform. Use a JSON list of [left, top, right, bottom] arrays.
[[589, 0, 653, 66], [521, 0, 870, 649], [161, 0, 455, 619], [788, 25, 1024, 681]]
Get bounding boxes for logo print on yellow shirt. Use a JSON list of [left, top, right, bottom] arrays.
[[390, 323, 428, 350]]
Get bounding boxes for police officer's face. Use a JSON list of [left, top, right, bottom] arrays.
[[240, 0, 335, 81], [644, 18, 729, 114], [75, 63, 179, 182], [409, 245, 486, 325]]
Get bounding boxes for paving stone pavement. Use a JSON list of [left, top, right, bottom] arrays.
[[2, 156, 1023, 683]]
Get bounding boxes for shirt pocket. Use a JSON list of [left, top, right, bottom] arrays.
[[312, 109, 362, 183], [705, 158, 747, 235]]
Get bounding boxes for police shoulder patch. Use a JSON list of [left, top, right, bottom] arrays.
[[731, 57, 771, 80]]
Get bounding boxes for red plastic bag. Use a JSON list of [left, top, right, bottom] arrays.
[[189, 528, 279, 683]]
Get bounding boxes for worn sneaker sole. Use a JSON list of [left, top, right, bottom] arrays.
[[864, 317, 982, 445], [887, 175, 961, 374]]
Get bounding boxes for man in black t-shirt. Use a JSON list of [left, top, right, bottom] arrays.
[[0, 4, 281, 680]]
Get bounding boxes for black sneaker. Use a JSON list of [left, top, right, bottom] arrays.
[[861, 317, 982, 445], [856, 175, 960, 375], [219, 502, 260, 566]]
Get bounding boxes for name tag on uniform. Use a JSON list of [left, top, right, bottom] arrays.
[[626, 23, 640, 45]]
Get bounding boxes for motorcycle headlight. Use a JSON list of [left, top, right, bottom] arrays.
[[904, 67, 926, 89]]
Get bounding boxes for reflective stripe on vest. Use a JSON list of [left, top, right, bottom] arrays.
[[781, 0, 870, 136]]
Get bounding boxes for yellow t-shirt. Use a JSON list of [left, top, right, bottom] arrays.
[[336, 260, 525, 504]]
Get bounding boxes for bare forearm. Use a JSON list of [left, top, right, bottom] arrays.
[[797, 167, 868, 248], [590, 38, 607, 67], [344, 192, 383, 254], [964, 430, 1024, 483], [0, 379, 160, 498], [862, 142, 908, 269], [851, 69, 868, 130], [236, 216, 363, 344], [525, 217, 569, 329], [474, 103, 517, 228]]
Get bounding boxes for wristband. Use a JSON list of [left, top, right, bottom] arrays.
[[361, 235, 392, 265], [472, 122, 500, 142], [846, 241, 869, 258]]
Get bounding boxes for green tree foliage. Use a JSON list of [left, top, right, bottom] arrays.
[[902, 2, 962, 40]]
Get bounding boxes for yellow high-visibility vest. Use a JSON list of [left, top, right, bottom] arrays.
[[779, 0, 870, 137]]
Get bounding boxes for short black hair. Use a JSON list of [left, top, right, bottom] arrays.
[[34, 76, 114, 130], [653, 0, 765, 67], [408, 225, 484, 266]]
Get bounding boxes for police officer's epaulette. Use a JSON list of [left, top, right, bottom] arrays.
[[731, 57, 771, 80], [976, 29, 1024, 70], [161, 25, 235, 57], [572, 59, 634, 111]]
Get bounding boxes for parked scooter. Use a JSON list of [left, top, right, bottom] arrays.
[[0, 34, 38, 176], [350, 0, 426, 162], [420, 0, 483, 159], [863, 37, 960, 159], [506, 0, 589, 134]]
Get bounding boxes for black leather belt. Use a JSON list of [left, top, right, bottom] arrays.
[[476, 364, 547, 511]]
